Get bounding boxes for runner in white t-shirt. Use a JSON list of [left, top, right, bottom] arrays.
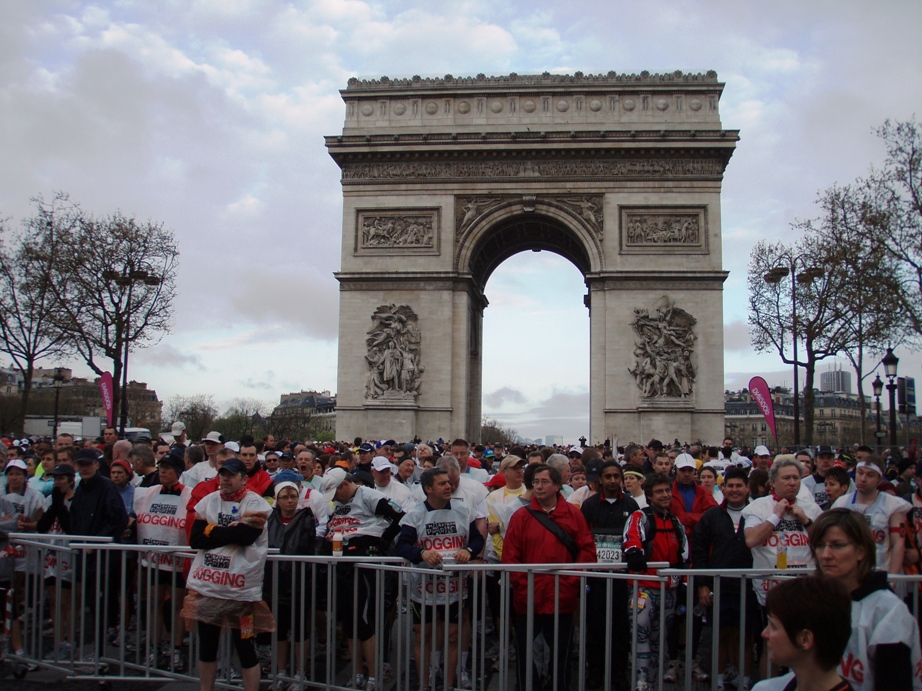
[[832, 456, 911, 575], [181, 458, 273, 691], [396, 467, 485, 691], [743, 457, 822, 605], [133, 454, 193, 668]]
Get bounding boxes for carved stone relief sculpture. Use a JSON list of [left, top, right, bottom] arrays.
[[356, 209, 439, 255], [365, 304, 424, 399], [626, 213, 699, 245], [629, 297, 697, 398]]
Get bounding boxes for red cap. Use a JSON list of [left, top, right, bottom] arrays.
[[484, 473, 506, 488]]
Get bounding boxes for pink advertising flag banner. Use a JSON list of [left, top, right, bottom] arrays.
[[100, 372, 114, 427], [749, 376, 777, 441]]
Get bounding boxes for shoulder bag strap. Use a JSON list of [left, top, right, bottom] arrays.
[[527, 509, 579, 560]]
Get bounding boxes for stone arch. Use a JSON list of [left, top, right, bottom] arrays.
[[455, 200, 604, 290]]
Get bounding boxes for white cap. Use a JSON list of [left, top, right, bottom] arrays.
[[754, 445, 771, 457], [224, 441, 240, 453], [4, 458, 28, 473], [321, 467, 348, 503], [202, 431, 223, 443], [371, 456, 395, 472], [171, 421, 186, 436], [674, 453, 697, 470]]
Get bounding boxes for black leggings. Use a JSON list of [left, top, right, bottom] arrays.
[[197, 621, 259, 668]]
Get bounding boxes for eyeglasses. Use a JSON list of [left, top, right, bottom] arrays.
[[814, 541, 854, 552]]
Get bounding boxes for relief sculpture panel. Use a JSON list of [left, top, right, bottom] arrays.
[[365, 304, 424, 400], [355, 208, 440, 255], [620, 206, 708, 254], [629, 297, 697, 398]]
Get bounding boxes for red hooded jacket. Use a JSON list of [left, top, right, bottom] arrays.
[[502, 493, 596, 615]]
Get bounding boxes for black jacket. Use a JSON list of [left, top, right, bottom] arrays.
[[580, 491, 639, 537], [69, 472, 129, 540], [264, 506, 317, 604], [691, 502, 752, 591]]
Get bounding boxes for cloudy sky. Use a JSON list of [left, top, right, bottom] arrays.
[[2, 0, 920, 443]]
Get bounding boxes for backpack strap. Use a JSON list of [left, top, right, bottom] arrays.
[[527, 509, 579, 560]]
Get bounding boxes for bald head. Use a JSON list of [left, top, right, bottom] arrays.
[[112, 439, 132, 461]]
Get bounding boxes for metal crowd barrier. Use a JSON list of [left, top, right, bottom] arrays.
[[4, 535, 922, 691]]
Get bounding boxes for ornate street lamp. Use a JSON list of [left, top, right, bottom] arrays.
[[764, 262, 824, 447], [882, 348, 899, 449], [105, 267, 162, 436], [52, 367, 66, 439], [872, 374, 884, 450]]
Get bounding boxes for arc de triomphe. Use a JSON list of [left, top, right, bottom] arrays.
[[326, 71, 737, 444]]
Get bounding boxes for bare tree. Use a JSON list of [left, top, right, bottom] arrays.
[[38, 210, 179, 429], [214, 398, 269, 441], [480, 416, 519, 446], [748, 236, 852, 445], [165, 394, 217, 441], [802, 184, 912, 443], [860, 118, 922, 334], [0, 193, 77, 430]]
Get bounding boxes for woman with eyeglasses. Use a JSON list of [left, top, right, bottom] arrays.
[[808, 508, 922, 690]]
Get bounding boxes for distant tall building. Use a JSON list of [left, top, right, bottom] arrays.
[[545, 434, 563, 446], [820, 369, 852, 394]]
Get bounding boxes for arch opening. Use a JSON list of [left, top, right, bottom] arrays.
[[481, 250, 590, 443], [466, 214, 593, 291]]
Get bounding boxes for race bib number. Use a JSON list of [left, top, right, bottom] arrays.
[[594, 535, 622, 564]]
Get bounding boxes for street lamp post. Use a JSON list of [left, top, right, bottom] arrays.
[[873, 374, 884, 451], [883, 348, 899, 450], [103, 267, 162, 437], [52, 367, 66, 439], [764, 261, 824, 448]]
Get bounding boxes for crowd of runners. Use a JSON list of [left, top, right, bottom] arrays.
[[2, 427, 922, 691]]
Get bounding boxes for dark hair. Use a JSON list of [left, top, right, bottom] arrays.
[[764, 575, 851, 671], [534, 464, 562, 486], [523, 463, 543, 490], [55, 446, 77, 464], [420, 467, 448, 491], [599, 460, 622, 478], [185, 445, 205, 466], [824, 466, 851, 488], [698, 466, 718, 480], [450, 438, 469, 449], [643, 472, 671, 497], [810, 508, 876, 583], [748, 468, 770, 495], [723, 466, 749, 484]]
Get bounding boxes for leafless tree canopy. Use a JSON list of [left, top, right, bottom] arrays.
[[164, 394, 217, 441], [480, 416, 519, 446], [0, 193, 77, 428]]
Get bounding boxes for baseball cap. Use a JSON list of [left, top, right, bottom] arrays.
[[202, 431, 223, 444], [218, 458, 247, 476], [753, 445, 771, 457], [585, 459, 605, 482], [170, 421, 186, 436], [224, 441, 240, 453], [75, 448, 100, 464], [485, 473, 507, 488], [499, 455, 525, 471], [158, 454, 185, 478], [4, 459, 28, 473], [51, 464, 76, 477], [371, 456, 395, 472], [647, 439, 664, 450], [358, 443, 375, 454], [321, 467, 349, 502], [815, 445, 835, 456], [568, 448, 583, 457], [674, 453, 697, 470]]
